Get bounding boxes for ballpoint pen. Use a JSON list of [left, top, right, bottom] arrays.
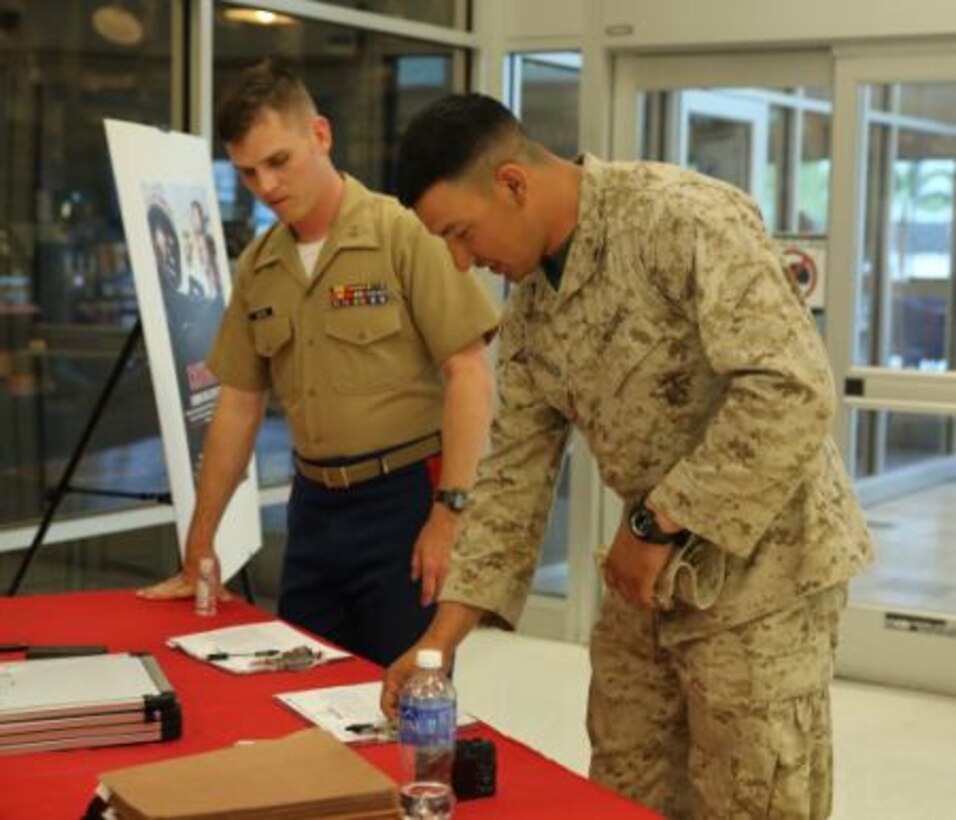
[[204, 649, 281, 662], [345, 722, 396, 740]]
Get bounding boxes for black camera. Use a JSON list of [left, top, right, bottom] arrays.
[[452, 738, 496, 800]]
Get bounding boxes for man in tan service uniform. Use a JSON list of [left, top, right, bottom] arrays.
[[382, 94, 874, 818], [139, 63, 498, 668]]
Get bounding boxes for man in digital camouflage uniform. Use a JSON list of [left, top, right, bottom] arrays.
[[381, 93, 874, 818]]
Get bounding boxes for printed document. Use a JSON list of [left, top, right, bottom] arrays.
[[276, 681, 475, 744], [168, 621, 350, 674]]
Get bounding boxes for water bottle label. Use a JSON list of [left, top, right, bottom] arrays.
[[398, 699, 455, 746]]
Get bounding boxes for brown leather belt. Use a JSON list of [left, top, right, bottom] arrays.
[[294, 433, 441, 490]]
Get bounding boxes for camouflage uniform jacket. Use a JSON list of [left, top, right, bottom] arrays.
[[440, 155, 873, 646]]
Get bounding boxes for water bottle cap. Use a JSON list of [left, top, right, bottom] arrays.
[[415, 648, 442, 669]]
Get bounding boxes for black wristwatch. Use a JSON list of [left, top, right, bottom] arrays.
[[435, 488, 470, 514], [628, 496, 691, 547]]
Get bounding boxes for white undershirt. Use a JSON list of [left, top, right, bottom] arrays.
[[297, 238, 326, 280]]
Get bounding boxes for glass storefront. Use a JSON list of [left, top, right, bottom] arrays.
[[0, 0, 471, 595], [0, 0, 172, 526]]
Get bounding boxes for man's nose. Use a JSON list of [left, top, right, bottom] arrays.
[[257, 169, 280, 196], [447, 240, 473, 272]]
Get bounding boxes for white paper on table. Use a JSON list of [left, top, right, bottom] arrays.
[[275, 681, 475, 745], [167, 621, 350, 674]]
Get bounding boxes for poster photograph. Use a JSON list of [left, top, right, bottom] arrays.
[[105, 120, 261, 582], [143, 183, 225, 473]]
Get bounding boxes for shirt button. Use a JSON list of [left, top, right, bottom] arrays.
[[307, 338, 315, 347], [308, 388, 316, 397]]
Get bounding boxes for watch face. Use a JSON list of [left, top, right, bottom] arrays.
[[628, 502, 689, 546], [630, 507, 655, 538], [437, 489, 469, 513]]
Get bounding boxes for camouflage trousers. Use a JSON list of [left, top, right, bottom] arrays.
[[587, 585, 847, 819]]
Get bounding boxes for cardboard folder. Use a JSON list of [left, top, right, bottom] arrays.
[[99, 728, 400, 819]]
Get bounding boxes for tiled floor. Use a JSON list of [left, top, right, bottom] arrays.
[[457, 627, 956, 819]]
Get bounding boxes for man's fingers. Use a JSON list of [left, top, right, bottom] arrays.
[[420, 549, 452, 606], [137, 573, 237, 604], [383, 685, 398, 720], [420, 569, 437, 607], [381, 673, 402, 721], [410, 545, 422, 582], [136, 574, 193, 600]]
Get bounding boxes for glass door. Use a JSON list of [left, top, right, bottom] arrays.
[[609, 48, 834, 564], [676, 90, 769, 200], [614, 47, 956, 694], [504, 51, 602, 641], [829, 48, 956, 694]]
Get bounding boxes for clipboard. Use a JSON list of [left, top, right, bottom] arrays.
[[0, 652, 181, 755]]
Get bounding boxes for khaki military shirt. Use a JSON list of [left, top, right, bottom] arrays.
[[441, 156, 874, 645], [208, 175, 499, 458]]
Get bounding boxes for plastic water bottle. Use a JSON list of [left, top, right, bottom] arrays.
[[194, 557, 218, 617], [398, 649, 456, 818]]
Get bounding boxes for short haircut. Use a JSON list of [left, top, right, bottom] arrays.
[[216, 58, 316, 144], [396, 93, 523, 207]]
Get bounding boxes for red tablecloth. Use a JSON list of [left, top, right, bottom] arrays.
[[0, 590, 659, 819]]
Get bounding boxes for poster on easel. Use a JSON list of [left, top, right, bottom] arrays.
[[104, 119, 261, 582]]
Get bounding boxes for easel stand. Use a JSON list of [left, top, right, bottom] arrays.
[[6, 319, 255, 604]]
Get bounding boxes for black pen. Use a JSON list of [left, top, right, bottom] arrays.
[[205, 649, 281, 662], [345, 722, 393, 737]]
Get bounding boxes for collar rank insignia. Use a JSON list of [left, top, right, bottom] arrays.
[[329, 282, 390, 308]]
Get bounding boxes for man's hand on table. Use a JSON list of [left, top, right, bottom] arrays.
[[381, 602, 484, 721], [382, 642, 429, 721], [136, 552, 233, 601]]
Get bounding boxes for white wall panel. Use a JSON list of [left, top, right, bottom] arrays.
[[504, 0, 584, 40], [601, 0, 956, 49]]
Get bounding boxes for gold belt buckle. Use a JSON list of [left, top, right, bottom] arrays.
[[316, 465, 347, 489]]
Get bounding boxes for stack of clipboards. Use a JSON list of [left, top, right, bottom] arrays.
[[0, 652, 182, 755]]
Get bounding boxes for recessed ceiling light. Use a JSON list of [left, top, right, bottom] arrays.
[[223, 8, 298, 26], [92, 4, 144, 47]]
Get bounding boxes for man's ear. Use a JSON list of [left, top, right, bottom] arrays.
[[494, 162, 528, 205], [311, 115, 333, 152]]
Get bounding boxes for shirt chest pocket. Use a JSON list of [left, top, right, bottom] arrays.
[[323, 304, 415, 394], [251, 314, 293, 357], [251, 315, 294, 397]]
